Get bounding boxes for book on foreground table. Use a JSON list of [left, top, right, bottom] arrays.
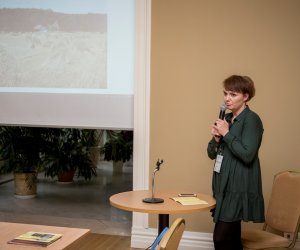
[[8, 231, 62, 247], [171, 196, 209, 205]]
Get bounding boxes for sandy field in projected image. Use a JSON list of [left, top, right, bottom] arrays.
[[0, 31, 107, 88]]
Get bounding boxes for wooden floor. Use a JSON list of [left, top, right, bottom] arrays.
[[65, 233, 142, 250]]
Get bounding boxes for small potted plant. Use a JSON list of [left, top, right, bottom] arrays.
[[101, 130, 133, 174], [0, 126, 45, 198], [43, 128, 96, 183]]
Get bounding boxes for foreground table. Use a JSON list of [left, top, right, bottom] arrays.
[[0, 222, 90, 250], [110, 190, 216, 233]]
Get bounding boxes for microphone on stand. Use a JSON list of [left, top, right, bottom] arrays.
[[143, 159, 164, 203]]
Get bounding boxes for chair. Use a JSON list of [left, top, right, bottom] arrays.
[[150, 227, 169, 250], [241, 170, 300, 250], [157, 217, 185, 250]]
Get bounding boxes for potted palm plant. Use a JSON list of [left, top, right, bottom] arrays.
[[101, 130, 133, 174], [43, 128, 96, 183], [0, 126, 46, 198]]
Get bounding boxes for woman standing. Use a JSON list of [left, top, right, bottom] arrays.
[[207, 75, 265, 250]]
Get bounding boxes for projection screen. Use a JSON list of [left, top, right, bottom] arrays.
[[0, 0, 135, 129]]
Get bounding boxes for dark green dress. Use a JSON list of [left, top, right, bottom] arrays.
[[207, 106, 265, 223]]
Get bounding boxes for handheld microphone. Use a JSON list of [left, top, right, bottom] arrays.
[[215, 104, 227, 139], [219, 103, 227, 120]]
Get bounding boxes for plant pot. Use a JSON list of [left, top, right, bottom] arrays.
[[14, 172, 37, 199], [89, 146, 101, 168], [58, 170, 76, 184], [113, 160, 123, 175]]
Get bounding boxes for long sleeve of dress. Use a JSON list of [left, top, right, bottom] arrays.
[[223, 112, 263, 164], [207, 138, 219, 160]]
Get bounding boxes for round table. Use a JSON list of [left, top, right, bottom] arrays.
[[110, 190, 215, 233]]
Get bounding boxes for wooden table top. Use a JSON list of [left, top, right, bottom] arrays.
[[110, 190, 216, 214], [0, 222, 90, 250]]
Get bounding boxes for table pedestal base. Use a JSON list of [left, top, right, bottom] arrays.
[[143, 197, 164, 203], [158, 214, 169, 233]]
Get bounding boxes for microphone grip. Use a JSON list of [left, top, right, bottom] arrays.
[[219, 109, 226, 120], [214, 104, 227, 139]]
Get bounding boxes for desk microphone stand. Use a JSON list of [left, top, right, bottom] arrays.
[[143, 159, 164, 203]]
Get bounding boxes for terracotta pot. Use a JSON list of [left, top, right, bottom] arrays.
[[58, 170, 76, 183]]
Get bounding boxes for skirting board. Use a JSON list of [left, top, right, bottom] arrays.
[[131, 227, 300, 250]]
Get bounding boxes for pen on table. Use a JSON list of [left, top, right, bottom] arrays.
[[178, 193, 197, 197]]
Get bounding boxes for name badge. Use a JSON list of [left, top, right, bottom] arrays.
[[214, 154, 223, 173]]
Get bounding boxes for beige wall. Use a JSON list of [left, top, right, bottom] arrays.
[[149, 0, 300, 232]]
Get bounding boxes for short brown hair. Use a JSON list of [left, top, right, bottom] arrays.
[[223, 75, 255, 101]]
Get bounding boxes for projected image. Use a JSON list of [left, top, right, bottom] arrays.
[[0, 1, 107, 89]]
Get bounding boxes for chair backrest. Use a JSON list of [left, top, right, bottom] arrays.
[[157, 218, 185, 250], [150, 227, 169, 250], [265, 170, 300, 233]]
